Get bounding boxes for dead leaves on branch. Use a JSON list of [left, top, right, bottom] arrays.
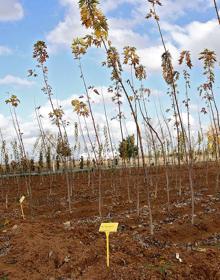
[[199, 49, 217, 85], [199, 49, 217, 65], [123, 46, 146, 80], [199, 49, 216, 68], [148, 0, 162, 6], [49, 108, 64, 121], [79, 0, 108, 39], [27, 69, 37, 77], [161, 51, 176, 85], [146, 9, 160, 21], [146, 1, 162, 21], [72, 35, 103, 59], [71, 99, 89, 117], [123, 46, 140, 66], [56, 136, 71, 157], [5, 95, 20, 107], [33, 41, 49, 64], [179, 51, 193, 69], [105, 47, 122, 81], [72, 38, 88, 59]]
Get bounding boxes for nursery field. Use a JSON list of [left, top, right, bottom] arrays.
[[0, 164, 220, 280], [1, 0, 220, 279]]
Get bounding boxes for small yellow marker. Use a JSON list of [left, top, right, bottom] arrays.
[[99, 222, 118, 268], [19, 195, 25, 220]]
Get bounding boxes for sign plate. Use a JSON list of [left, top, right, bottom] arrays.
[[19, 196, 25, 204], [99, 222, 118, 233], [99, 222, 119, 267]]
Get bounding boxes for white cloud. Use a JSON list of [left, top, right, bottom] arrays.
[[47, 0, 149, 52], [91, 86, 125, 105], [0, 86, 132, 156], [109, 27, 149, 50], [47, 0, 214, 71], [0, 75, 35, 87], [135, 0, 211, 22], [190, 103, 200, 113], [138, 42, 179, 72], [0, 46, 12, 56], [47, 0, 87, 52], [150, 89, 164, 97], [0, 87, 208, 158], [138, 17, 220, 71], [0, 0, 24, 22], [166, 19, 220, 60], [181, 112, 195, 127], [101, 0, 211, 21], [0, 114, 11, 130], [101, 0, 136, 13]]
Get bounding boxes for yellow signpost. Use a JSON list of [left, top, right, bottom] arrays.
[[19, 195, 25, 220], [99, 222, 118, 268]]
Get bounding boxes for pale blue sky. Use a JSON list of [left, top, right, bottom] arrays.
[[0, 0, 220, 153]]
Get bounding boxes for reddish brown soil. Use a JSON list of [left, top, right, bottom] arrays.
[[0, 164, 220, 279]]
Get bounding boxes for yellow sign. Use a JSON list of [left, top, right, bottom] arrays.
[[99, 223, 118, 233], [19, 196, 25, 204], [19, 196, 25, 220], [99, 223, 119, 267]]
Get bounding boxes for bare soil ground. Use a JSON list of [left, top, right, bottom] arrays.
[[0, 164, 220, 279]]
